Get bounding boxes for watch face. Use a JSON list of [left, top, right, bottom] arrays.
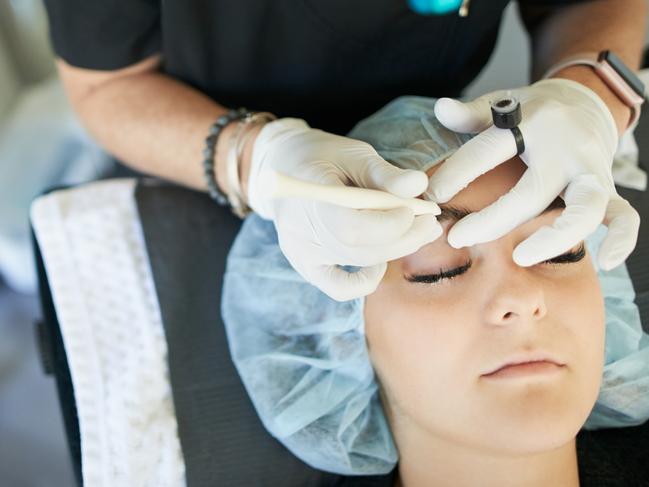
[[601, 50, 646, 97]]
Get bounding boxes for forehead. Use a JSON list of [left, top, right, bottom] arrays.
[[426, 156, 526, 212]]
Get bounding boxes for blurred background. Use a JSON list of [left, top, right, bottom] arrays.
[[0, 1, 648, 485]]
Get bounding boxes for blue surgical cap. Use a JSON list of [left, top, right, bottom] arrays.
[[221, 96, 649, 475]]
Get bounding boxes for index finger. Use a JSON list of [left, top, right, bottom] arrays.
[[445, 165, 562, 249], [512, 174, 608, 266], [425, 125, 518, 203]]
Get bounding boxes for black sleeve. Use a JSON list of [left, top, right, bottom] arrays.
[[42, 0, 160, 70]]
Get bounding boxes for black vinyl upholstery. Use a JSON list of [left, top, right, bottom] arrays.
[[134, 180, 345, 487]]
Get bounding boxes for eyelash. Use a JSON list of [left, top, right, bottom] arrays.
[[406, 243, 586, 285]]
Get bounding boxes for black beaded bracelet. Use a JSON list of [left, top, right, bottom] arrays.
[[202, 107, 248, 205]]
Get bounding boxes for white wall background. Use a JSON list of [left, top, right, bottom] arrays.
[[0, 0, 55, 121], [467, 2, 649, 98]]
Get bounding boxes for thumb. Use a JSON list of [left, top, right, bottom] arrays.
[[363, 156, 429, 198], [597, 196, 640, 271], [434, 93, 500, 134]]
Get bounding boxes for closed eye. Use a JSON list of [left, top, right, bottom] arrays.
[[405, 242, 586, 285], [405, 261, 471, 284], [541, 242, 586, 264]]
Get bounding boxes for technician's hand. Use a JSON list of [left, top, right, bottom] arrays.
[[247, 118, 442, 301], [429, 78, 640, 271]]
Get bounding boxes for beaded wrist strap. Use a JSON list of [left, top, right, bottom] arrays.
[[202, 107, 248, 205]]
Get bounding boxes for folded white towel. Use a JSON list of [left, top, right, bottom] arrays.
[[30, 179, 186, 487]]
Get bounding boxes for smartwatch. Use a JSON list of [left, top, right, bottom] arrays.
[[542, 50, 647, 130]]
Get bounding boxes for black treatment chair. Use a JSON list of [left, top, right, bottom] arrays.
[[32, 129, 649, 486]]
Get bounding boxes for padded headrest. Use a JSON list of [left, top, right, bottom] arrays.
[[136, 183, 359, 486], [135, 175, 649, 486]]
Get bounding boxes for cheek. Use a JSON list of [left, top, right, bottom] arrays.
[[366, 280, 468, 367], [548, 259, 605, 355], [551, 264, 606, 396], [364, 281, 480, 415]]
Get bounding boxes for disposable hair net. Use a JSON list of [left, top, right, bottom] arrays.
[[221, 96, 649, 475], [582, 225, 649, 430]]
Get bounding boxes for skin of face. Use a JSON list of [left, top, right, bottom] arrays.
[[364, 156, 606, 465]]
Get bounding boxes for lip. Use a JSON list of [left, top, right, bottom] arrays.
[[482, 351, 566, 377], [482, 361, 565, 379]]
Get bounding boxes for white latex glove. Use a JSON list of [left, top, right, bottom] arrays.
[[247, 118, 443, 301], [428, 78, 640, 271]]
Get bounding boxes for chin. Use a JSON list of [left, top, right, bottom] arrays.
[[471, 407, 586, 457], [481, 428, 578, 457]]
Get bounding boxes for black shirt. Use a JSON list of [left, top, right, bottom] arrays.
[[43, 0, 592, 134]]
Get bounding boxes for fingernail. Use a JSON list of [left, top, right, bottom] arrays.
[[422, 189, 436, 202], [428, 182, 452, 203], [447, 231, 469, 249], [599, 255, 620, 271], [426, 186, 446, 203], [431, 222, 444, 240], [599, 246, 626, 271], [512, 247, 533, 267]]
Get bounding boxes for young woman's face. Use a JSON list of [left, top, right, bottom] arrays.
[[364, 157, 606, 456]]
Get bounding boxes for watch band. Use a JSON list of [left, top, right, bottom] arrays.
[[542, 50, 646, 131]]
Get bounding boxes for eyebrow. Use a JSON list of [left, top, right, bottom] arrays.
[[437, 195, 566, 223]]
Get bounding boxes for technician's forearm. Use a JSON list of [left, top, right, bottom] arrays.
[[522, 0, 647, 134], [63, 64, 245, 194], [524, 0, 646, 80]]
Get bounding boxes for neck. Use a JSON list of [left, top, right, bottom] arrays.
[[393, 427, 579, 487]]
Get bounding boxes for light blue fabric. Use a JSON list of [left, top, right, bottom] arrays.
[[221, 96, 649, 475], [583, 225, 649, 430]]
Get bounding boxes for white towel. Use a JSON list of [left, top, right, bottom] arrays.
[[30, 179, 186, 487]]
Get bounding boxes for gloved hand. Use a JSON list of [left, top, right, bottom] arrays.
[[247, 118, 443, 301], [428, 78, 640, 271]]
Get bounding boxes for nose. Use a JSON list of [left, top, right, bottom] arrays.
[[483, 265, 547, 326]]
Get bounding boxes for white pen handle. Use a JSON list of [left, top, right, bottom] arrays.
[[266, 170, 440, 216]]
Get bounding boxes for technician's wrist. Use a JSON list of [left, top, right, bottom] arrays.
[[243, 117, 313, 211], [215, 121, 237, 197], [551, 64, 632, 136], [240, 123, 264, 204]]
